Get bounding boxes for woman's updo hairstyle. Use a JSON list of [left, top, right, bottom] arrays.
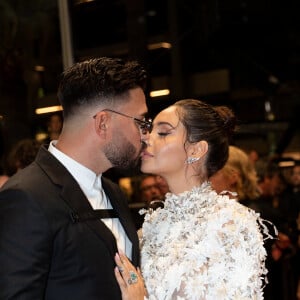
[[174, 99, 237, 177]]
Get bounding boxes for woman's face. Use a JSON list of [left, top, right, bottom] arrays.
[[141, 106, 188, 177]]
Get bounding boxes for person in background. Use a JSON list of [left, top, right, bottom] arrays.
[[7, 138, 41, 173], [43, 112, 63, 144], [210, 146, 281, 228], [279, 162, 300, 236], [0, 57, 151, 299], [114, 99, 274, 300], [0, 138, 40, 188], [276, 162, 300, 300], [130, 174, 165, 230], [132, 174, 165, 230], [256, 160, 286, 197], [0, 174, 9, 188], [210, 145, 260, 203], [155, 175, 169, 196], [139, 174, 165, 209], [211, 147, 297, 300], [247, 149, 260, 166]]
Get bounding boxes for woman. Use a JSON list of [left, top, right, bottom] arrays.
[[115, 99, 273, 300], [210, 145, 260, 203]]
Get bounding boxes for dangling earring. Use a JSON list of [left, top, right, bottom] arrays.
[[186, 157, 200, 164]]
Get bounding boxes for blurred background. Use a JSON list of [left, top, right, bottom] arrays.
[[0, 0, 299, 163]]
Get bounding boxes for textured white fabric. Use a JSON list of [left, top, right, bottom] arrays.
[[140, 182, 272, 300]]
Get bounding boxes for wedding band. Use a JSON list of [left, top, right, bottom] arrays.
[[127, 270, 138, 285]]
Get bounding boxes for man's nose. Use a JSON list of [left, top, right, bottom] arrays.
[[141, 131, 150, 143]]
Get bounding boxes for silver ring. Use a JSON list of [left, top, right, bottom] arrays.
[[127, 270, 138, 285]]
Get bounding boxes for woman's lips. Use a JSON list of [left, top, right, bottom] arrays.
[[141, 150, 153, 160]]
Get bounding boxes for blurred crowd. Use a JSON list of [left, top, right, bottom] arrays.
[[0, 113, 63, 187], [210, 146, 300, 300]]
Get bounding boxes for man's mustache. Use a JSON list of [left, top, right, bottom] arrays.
[[141, 141, 147, 151]]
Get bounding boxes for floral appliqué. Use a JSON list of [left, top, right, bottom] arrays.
[[140, 182, 274, 300]]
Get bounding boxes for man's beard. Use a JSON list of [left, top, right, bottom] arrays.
[[104, 131, 142, 171]]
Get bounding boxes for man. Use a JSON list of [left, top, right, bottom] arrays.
[[43, 113, 63, 143], [139, 174, 164, 208], [131, 174, 166, 229], [0, 57, 152, 299]]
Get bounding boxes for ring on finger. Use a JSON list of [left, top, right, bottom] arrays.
[[127, 270, 138, 285], [118, 266, 124, 273]]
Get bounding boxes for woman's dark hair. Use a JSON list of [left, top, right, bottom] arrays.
[[57, 57, 147, 118], [174, 99, 237, 177]]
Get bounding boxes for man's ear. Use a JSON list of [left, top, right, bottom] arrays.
[[94, 111, 109, 135]]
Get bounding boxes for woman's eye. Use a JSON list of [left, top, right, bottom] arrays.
[[157, 132, 170, 136]]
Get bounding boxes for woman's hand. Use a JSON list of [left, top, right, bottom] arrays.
[[114, 252, 146, 300]]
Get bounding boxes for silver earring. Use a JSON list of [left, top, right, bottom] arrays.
[[186, 157, 200, 164]]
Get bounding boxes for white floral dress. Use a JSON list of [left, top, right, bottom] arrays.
[[140, 182, 273, 300]]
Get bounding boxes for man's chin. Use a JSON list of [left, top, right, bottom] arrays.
[[113, 156, 142, 175]]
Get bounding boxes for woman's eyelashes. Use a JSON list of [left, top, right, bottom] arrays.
[[157, 131, 170, 136], [154, 123, 175, 136]]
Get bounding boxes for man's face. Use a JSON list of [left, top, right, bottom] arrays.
[[140, 176, 163, 206], [291, 165, 300, 187], [103, 87, 149, 170]]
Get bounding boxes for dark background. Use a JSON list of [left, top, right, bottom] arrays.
[[0, 0, 299, 161]]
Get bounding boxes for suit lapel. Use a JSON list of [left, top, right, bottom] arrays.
[[35, 146, 139, 264], [36, 146, 118, 258]]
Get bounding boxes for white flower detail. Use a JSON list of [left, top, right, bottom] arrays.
[[140, 182, 274, 300]]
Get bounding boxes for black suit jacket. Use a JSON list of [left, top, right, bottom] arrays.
[[0, 146, 139, 300]]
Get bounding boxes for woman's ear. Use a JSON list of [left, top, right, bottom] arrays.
[[192, 140, 208, 158], [186, 140, 208, 163]]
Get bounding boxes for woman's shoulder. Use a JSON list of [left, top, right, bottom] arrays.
[[212, 194, 262, 224]]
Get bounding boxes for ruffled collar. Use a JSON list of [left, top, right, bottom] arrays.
[[163, 181, 218, 213]]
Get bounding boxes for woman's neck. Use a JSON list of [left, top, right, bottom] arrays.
[[165, 175, 205, 195]]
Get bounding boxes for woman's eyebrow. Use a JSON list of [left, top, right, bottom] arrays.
[[155, 121, 178, 129]]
